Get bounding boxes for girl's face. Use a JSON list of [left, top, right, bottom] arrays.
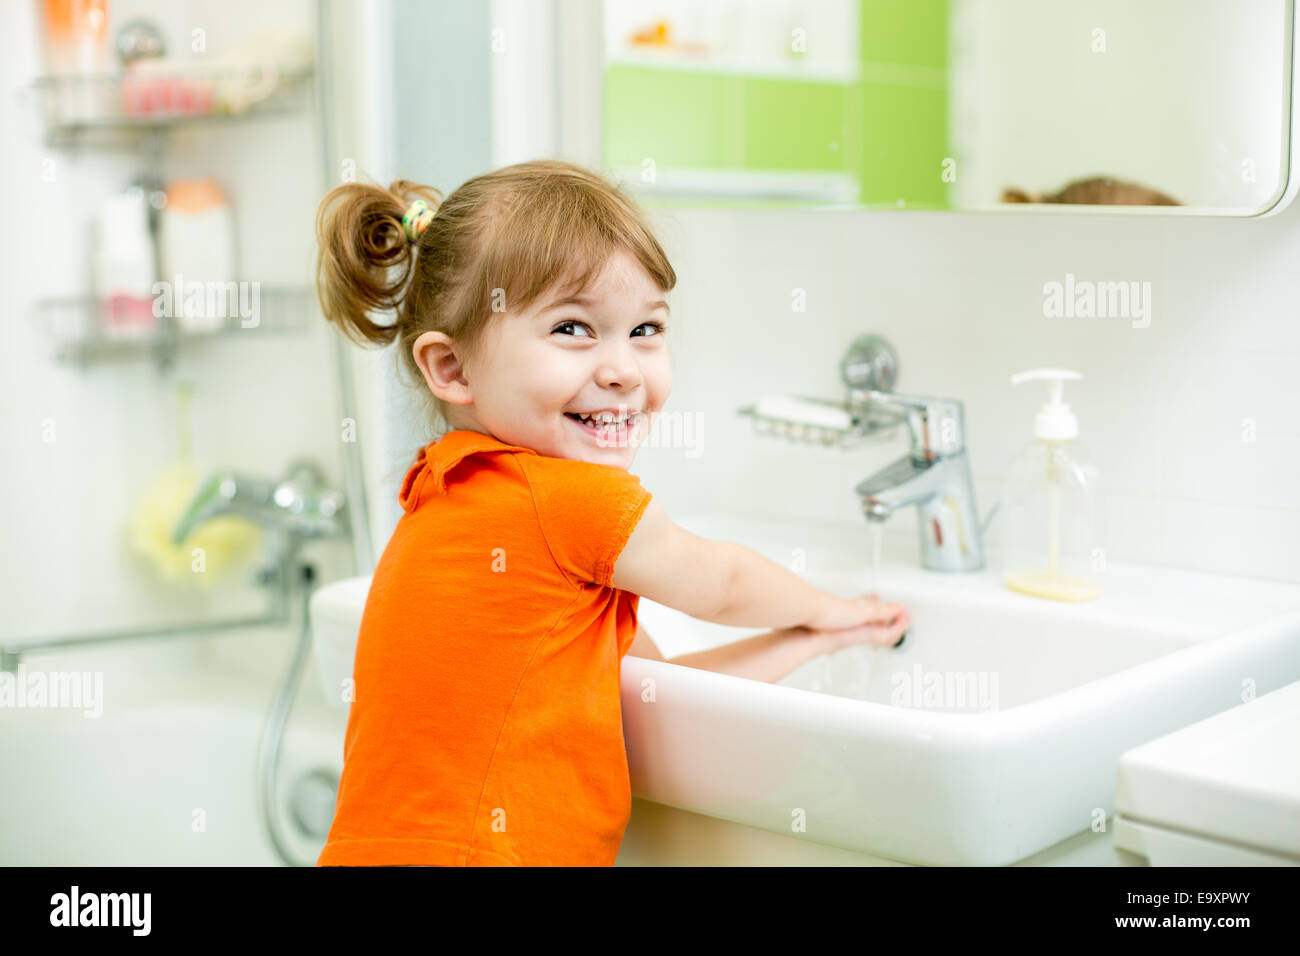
[[435, 248, 672, 469]]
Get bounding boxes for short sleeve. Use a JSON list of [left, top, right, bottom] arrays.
[[520, 456, 653, 589]]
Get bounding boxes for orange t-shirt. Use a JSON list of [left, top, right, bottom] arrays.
[[316, 428, 653, 867]]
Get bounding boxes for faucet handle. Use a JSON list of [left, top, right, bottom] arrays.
[[856, 389, 966, 461]]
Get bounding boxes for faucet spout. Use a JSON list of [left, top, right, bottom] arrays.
[[854, 390, 985, 572], [857, 455, 939, 515], [173, 473, 239, 545], [171, 461, 348, 546], [863, 501, 892, 522], [856, 451, 984, 572]]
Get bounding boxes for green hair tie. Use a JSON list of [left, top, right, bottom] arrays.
[[402, 199, 436, 244]]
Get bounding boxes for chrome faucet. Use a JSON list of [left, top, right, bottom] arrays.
[[854, 390, 984, 572], [172, 459, 348, 547], [738, 333, 985, 573]]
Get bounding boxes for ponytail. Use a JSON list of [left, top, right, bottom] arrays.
[[314, 178, 444, 347]]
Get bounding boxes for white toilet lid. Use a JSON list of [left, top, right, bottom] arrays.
[[1115, 679, 1300, 859]]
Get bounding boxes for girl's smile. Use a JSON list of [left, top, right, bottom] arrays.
[[562, 408, 648, 448], [415, 247, 673, 470]]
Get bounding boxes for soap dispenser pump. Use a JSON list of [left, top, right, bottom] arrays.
[[999, 368, 1105, 601]]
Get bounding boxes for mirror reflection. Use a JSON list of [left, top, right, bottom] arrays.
[[602, 0, 1293, 213]]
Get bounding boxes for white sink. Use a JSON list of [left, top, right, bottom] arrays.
[[309, 510, 1300, 866], [623, 512, 1300, 865]]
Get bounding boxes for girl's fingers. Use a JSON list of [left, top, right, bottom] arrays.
[[860, 627, 906, 648], [856, 593, 905, 624], [872, 618, 910, 646], [865, 600, 906, 624], [855, 611, 910, 646]]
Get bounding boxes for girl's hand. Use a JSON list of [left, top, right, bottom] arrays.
[[805, 592, 909, 647], [814, 606, 910, 650]]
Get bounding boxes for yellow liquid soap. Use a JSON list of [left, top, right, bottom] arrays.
[[1004, 568, 1101, 602], [1006, 463, 1103, 601]]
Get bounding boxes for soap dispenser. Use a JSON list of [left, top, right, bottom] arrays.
[[999, 368, 1105, 601]]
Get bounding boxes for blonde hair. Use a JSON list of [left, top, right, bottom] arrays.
[[315, 159, 678, 434]]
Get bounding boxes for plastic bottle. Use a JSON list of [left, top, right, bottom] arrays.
[[94, 186, 157, 339], [159, 178, 236, 333], [999, 368, 1105, 601]]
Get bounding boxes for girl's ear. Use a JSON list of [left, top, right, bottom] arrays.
[[412, 331, 473, 405]]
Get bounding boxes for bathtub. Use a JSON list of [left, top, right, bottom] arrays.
[[0, 626, 346, 866]]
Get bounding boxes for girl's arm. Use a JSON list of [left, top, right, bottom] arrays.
[[629, 620, 905, 684], [611, 499, 903, 631], [629, 621, 834, 682], [667, 626, 836, 682]]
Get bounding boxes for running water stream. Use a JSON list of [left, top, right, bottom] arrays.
[[809, 522, 885, 699]]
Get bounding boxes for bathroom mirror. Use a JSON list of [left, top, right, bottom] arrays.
[[600, 0, 1295, 215]]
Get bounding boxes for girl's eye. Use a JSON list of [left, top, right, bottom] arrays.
[[551, 320, 667, 338], [551, 320, 593, 337]]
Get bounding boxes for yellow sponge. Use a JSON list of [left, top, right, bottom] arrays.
[[127, 461, 261, 587]]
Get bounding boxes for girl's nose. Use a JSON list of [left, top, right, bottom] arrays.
[[594, 348, 643, 391]]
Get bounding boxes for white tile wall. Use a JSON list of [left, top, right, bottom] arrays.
[[632, 203, 1300, 585]]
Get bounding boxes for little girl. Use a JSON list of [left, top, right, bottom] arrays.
[[313, 159, 909, 867]]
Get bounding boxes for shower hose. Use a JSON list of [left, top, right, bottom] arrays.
[[255, 561, 325, 867]]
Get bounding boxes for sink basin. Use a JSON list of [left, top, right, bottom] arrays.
[[623, 512, 1300, 865], [309, 510, 1300, 866]]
